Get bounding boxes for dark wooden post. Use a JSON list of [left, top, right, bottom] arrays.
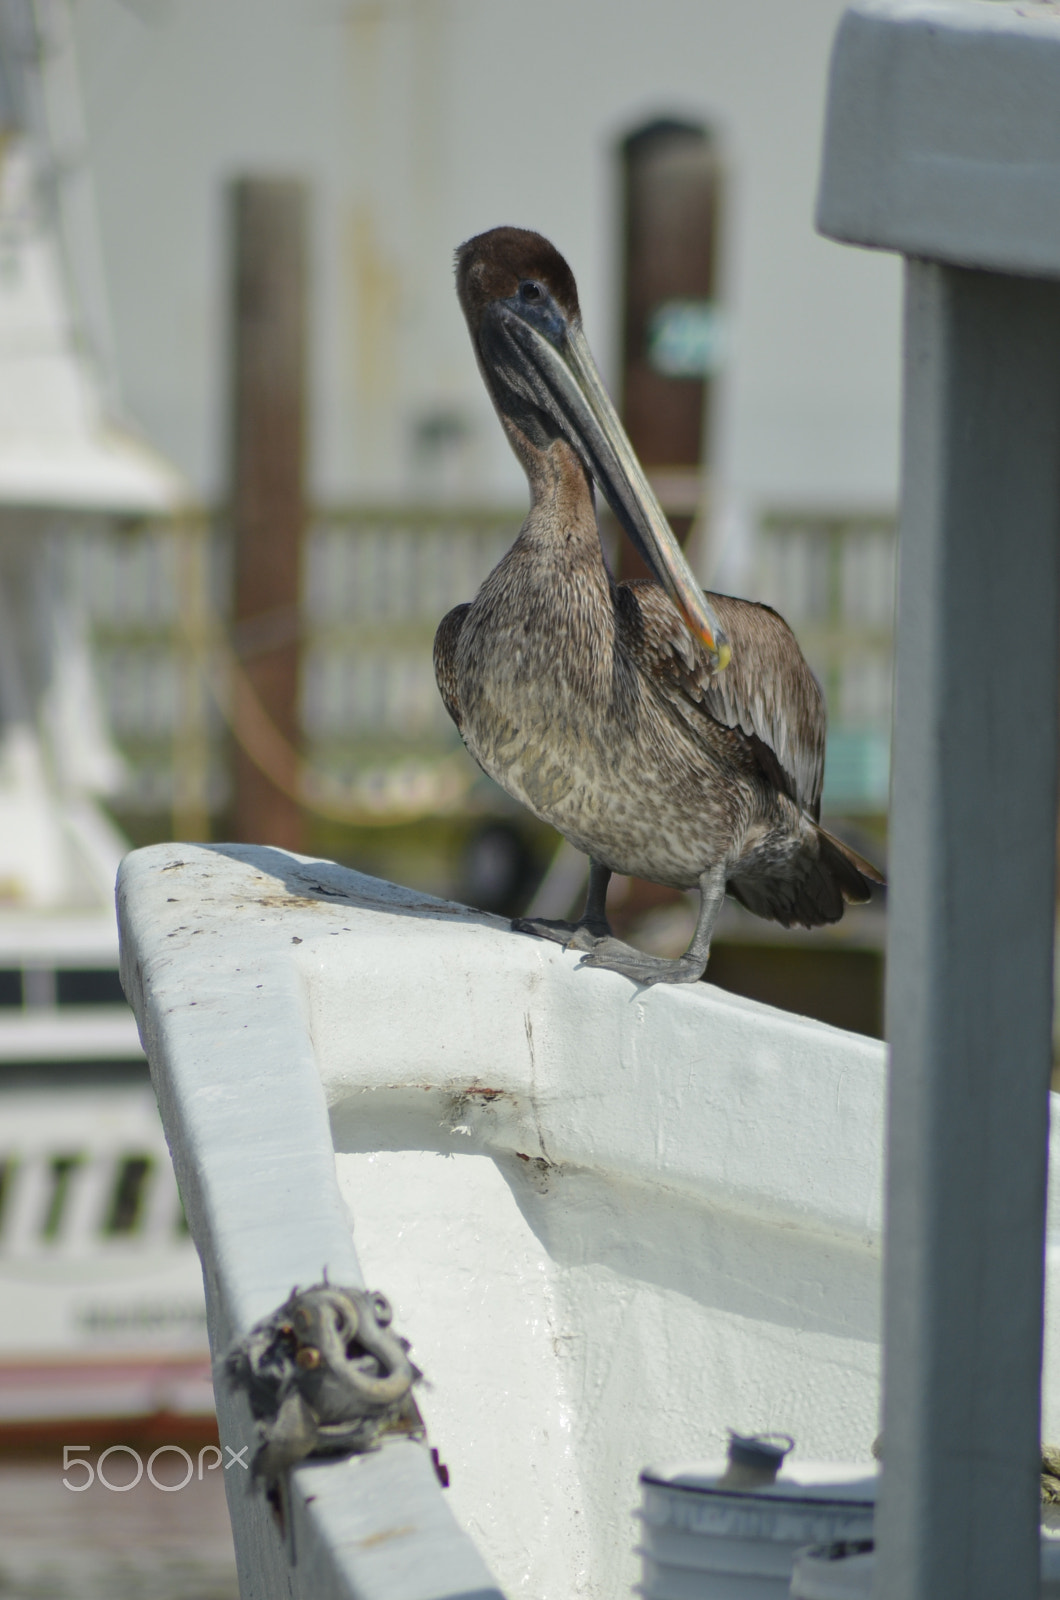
[[229, 177, 307, 851], [618, 120, 721, 579], [609, 121, 721, 929]]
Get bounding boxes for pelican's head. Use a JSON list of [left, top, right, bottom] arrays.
[[455, 225, 729, 672]]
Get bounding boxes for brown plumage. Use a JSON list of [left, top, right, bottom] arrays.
[[435, 226, 882, 985]]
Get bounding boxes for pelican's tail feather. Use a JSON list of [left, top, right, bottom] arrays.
[[727, 822, 884, 930]]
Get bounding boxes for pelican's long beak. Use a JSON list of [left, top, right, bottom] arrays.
[[495, 307, 730, 672]]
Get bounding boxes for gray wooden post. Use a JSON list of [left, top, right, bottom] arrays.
[[817, 5, 1060, 1597], [885, 261, 1060, 1596]]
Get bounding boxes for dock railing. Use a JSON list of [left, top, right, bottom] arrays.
[[72, 502, 897, 833]]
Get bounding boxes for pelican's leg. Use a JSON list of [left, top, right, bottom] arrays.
[[511, 858, 613, 948], [576, 862, 728, 986]]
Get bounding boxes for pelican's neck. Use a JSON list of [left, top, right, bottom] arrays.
[[507, 429, 611, 583], [466, 429, 619, 710]]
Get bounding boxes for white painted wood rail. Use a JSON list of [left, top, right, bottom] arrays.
[[818, 4, 1060, 1597], [117, 845, 504, 1600], [116, 843, 1060, 1599]]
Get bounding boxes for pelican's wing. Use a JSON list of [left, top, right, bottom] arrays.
[[617, 582, 827, 820], [433, 603, 469, 731]]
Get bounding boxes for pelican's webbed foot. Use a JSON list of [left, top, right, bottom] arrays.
[[577, 941, 708, 986], [511, 914, 610, 948], [577, 863, 729, 989], [511, 858, 613, 951]]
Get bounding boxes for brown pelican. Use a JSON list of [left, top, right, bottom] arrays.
[[434, 226, 882, 985]]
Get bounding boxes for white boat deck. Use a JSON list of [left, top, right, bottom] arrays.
[[116, 841, 1060, 1600]]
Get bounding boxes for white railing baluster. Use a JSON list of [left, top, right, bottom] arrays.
[[2, 1152, 52, 1257]]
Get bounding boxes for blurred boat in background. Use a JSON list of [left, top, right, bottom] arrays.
[[0, 0, 213, 1458]]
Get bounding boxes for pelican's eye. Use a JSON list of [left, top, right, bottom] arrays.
[[519, 280, 543, 304]]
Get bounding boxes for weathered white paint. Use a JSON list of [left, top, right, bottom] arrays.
[[116, 842, 1060, 1599]]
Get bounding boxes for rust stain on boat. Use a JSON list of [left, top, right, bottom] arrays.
[[357, 1523, 416, 1550]]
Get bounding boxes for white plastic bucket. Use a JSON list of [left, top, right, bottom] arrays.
[[788, 1544, 874, 1599], [790, 1535, 1060, 1598], [637, 1461, 876, 1600]]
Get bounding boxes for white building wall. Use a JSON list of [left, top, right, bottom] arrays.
[[68, 0, 901, 553]]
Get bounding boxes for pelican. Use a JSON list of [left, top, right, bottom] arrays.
[[434, 226, 882, 985]]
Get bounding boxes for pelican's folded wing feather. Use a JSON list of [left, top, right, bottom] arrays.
[[617, 582, 827, 820]]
